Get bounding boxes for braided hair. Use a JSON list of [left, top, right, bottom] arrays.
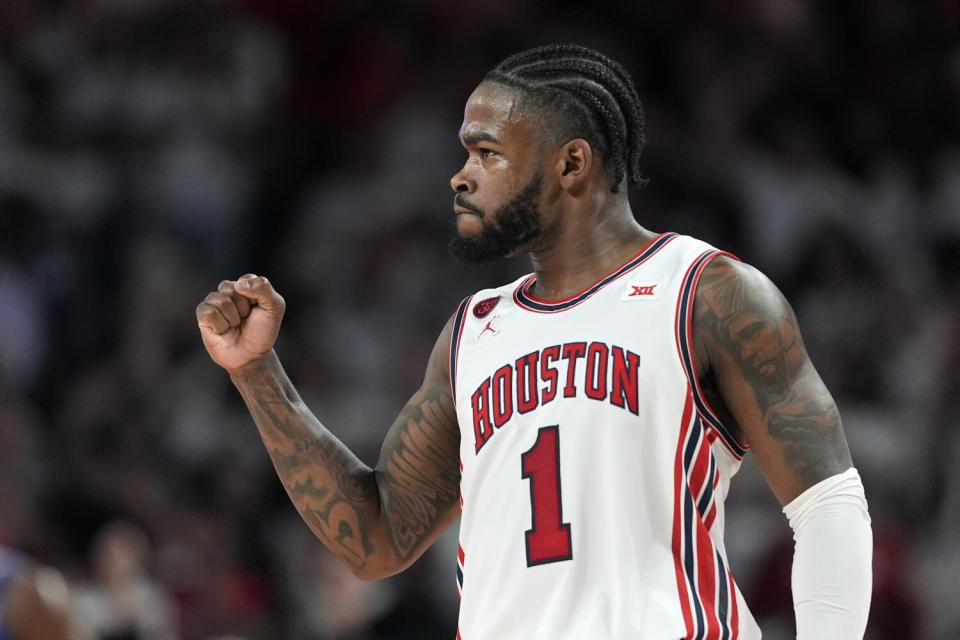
[[485, 44, 648, 193]]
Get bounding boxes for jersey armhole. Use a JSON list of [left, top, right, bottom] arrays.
[[674, 250, 750, 460], [448, 296, 473, 402]]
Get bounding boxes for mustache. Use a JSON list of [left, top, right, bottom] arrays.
[[454, 193, 482, 214]]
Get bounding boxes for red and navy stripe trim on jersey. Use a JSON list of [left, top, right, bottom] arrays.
[[449, 296, 473, 400], [455, 542, 465, 640], [674, 250, 749, 459], [513, 232, 678, 313], [456, 543, 465, 599], [673, 387, 741, 639]]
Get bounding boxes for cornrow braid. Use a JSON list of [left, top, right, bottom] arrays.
[[486, 44, 648, 193]]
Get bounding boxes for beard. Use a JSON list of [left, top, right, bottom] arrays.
[[448, 173, 544, 264]]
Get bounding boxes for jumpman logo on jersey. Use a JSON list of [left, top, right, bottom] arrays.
[[476, 317, 500, 341]]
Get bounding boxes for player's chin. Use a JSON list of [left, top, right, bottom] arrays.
[[449, 233, 501, 264], [455, 213, 484, 236]]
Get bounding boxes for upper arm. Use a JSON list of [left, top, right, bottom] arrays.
[[693, 256, 853, 504], [372, 311, 462, 573]]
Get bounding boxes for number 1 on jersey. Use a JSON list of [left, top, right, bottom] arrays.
[[521, 425, 573, 566]]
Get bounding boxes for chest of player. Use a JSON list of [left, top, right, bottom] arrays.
[[453, 279, 685, 459]]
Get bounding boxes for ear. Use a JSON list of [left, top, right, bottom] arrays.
[[556, 138, 593, 194]]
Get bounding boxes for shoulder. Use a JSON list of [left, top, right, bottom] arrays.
[[426, 283, 518, 392], [469, 273, 533, 305], [691, 253, 801, 381], [695, 255, 793, 328], [451, 273, 531, 321], [691, 254, 815, 441]]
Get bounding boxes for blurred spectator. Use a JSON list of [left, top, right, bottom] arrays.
[[72, 521, 176, 640], [275, 516, 447, 639], [0, 545, 90, 640]]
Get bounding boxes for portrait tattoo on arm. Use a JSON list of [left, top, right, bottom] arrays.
[[693, 257, 852, 498]]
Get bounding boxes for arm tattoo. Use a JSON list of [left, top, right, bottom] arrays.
[[377, 384, 460, 556], [231, 352, 460, 574], [694, 260, 851, 488]]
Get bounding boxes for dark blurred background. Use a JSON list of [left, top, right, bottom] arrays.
[[0, 0, 958, 638]]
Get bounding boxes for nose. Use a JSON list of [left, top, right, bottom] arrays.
[[450, 163, 476, 194]]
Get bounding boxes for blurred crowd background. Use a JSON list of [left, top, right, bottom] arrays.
[[0, 0, 958, 638]]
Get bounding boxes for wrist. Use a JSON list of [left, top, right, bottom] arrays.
[[227, 350, 279, 381]]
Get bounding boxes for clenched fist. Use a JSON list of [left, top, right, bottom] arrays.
[[196, 274, 286, 372]]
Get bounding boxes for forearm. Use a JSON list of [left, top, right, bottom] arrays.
[[199, 277, 460, 578], [230, 351, 390, 577], [785, 467, 873, 639]]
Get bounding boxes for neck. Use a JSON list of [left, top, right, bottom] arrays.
[[527, 196, 657, 300]]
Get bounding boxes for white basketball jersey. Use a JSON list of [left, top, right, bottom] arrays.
[[449, 233, 763, 640]]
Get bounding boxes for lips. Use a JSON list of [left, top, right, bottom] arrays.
[[454, 195, 481, 215]]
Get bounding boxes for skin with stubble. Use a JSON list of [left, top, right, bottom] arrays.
[[448, 172, 544, 264], [196, 79, 852, 580]]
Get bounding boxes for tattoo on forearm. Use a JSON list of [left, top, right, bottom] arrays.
[[231, 355, 460, 572], [695, 262, 851, 486]]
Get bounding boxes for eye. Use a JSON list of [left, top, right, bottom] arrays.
[[478, 148, 497, 159]]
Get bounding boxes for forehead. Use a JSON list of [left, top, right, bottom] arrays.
[[459, 81, 534, 143]]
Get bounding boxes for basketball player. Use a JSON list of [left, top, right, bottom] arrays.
[[197, 45, 872, 638], [0, 546, 85, 640]]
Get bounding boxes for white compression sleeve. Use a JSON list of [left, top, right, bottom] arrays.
[[782, 467, 873, 639]]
